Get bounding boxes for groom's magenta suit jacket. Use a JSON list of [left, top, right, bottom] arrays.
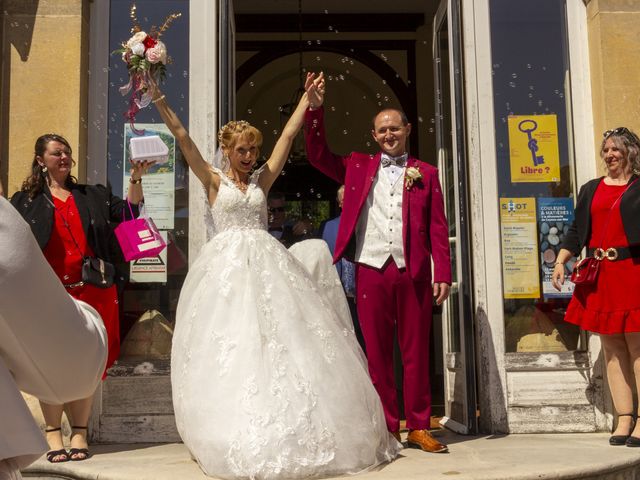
[[305, 107, 452, 285]]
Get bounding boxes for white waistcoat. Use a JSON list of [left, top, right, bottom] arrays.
[[355, 166, 405, 269]]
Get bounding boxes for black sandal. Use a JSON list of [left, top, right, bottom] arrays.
[[44, 427, 69, 463], [610, 413, 635, 446], [69, 426, 91, 461]]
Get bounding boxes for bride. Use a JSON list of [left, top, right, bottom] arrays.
[[150, 73, 401, 479]]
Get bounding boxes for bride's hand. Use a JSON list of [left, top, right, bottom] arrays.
[[305, 72, 325, 110]]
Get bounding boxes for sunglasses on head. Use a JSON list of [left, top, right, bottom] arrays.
[[603, 127, 640, 148], [604, 127, 631, 139]]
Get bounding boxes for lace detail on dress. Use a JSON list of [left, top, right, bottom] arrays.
[[208, 166, 268, 236], [225, 369, 338, 480], [210, 332, 237, 377]]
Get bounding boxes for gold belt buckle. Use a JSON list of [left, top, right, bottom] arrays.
[[605, 247, 619, 261], [594, 248, 606, 261]]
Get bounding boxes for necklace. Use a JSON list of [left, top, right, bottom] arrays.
[[226, 173, 249, 193]]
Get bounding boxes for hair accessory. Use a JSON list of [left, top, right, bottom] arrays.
[[217, 120, 253, 144], [603, 126, 640, 147]]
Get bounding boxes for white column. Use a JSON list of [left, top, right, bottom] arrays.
[[188, 0, 218, 262]]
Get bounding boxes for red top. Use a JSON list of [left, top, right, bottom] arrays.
[[587, 181, 629, 249], [43, 195, 95, 284]]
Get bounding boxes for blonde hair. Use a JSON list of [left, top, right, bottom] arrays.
[[217, 120, 263, 153]]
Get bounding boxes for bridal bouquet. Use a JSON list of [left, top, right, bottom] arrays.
[[114, 4, 181, 131]]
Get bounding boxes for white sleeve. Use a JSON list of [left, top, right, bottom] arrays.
[[0, 197, 107, 404]]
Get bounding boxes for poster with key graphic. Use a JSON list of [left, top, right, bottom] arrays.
[[508, 114, 560, 183]]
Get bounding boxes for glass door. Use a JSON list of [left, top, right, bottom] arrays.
[[433, 0, 477, 435]]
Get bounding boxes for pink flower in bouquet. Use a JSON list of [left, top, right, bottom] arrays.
[[145, 41, 167, 65]]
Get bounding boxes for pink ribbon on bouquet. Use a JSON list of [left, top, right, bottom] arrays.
[[119, 65, 152, 136]]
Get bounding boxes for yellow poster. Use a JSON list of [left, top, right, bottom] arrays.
[[508, 114, 560, 183], [500, 197, 540, 299]]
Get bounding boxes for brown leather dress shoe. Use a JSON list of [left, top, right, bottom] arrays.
[[391, 431, 401, 442], [407, 429, 448, 453]]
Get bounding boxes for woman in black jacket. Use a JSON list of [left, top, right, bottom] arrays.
[[552, 127, 640, 447], [10, 133, 152, 462]]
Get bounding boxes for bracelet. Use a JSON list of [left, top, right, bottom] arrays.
[[129, 177, 142, 184], [152, 94, 166, 104], [553, 261, 564, 267]]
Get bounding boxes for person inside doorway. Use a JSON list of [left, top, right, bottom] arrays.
[[304, 72, 452, 452], [267, 191, 314, 247], [552, 127, 640, 447]]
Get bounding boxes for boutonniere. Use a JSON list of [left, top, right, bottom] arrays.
[[404, 166, 423, 190]]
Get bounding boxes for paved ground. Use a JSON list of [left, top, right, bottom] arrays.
[[22, 431, 640, 480]]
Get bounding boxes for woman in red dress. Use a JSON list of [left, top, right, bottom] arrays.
[[10, 134, 153, 462], [553, 127, 640, 447]]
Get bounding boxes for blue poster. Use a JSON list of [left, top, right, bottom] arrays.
[[538, 198, 576, 299]]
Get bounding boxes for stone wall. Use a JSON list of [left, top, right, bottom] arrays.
[[1, 0, 88, 196], [587, 0, 640, 171]]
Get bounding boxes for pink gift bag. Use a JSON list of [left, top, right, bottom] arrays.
[[115, 201, 166, 262]]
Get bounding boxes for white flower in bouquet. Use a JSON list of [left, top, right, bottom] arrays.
[[130, 42, 145, 57], [126, 30, 148, 49]]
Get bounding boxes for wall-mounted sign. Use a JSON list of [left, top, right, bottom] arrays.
[[123, 124, 176, 230], [508, 114, 561, 183], [500, 197, 540, 299], [538, 197, 575, 299], [130, 231, 168, 283]]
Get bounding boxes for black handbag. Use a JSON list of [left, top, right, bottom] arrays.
[[81, 257, 115, 288]]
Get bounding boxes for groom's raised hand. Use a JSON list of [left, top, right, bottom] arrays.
[[305, 72, 325, 110]]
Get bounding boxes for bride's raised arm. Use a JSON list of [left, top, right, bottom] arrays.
[[150, 86, 220, 201], [258, 72, 325, 192]]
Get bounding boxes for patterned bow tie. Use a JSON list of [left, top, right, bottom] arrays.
[[380, 154, 408, 168]]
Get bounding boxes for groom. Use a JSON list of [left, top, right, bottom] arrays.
[[304, 73, 451, 453]]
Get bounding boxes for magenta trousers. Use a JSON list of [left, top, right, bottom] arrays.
[[356, 260, 433, 432]]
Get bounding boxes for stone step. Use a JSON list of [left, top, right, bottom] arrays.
[[91, 358, 179, 443], [22, 434, 640, 480]]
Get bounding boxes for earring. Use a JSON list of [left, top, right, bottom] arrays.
[[41, 165, 47, 173]]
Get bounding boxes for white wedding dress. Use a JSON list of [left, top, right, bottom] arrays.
[[171, 167, 401, 480]]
